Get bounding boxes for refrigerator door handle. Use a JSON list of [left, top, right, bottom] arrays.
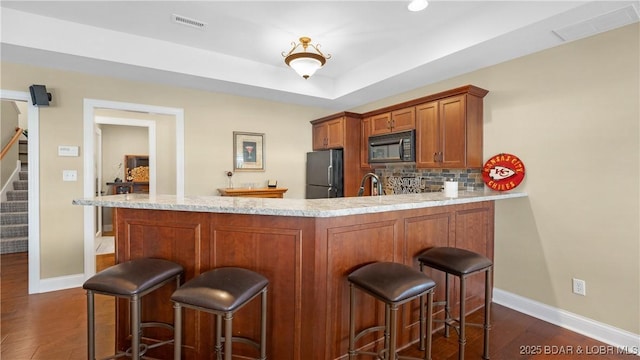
[[327, 165, 333, 186], [327, 187, 332, 198]]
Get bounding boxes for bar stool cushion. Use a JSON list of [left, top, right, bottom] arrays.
[[418, 247, 492, 276], [348, 262, 436, 303], [83, 258, 184, 296], [171, 267, 269, 312]]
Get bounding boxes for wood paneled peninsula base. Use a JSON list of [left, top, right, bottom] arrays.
[[74, 190, 526, 360]]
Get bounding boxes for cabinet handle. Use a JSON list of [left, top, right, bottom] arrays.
[[439, 152, 443, 162], [387, 119, 391, 129], [433, 152, 438, 162], [391, 119, 395, 129]]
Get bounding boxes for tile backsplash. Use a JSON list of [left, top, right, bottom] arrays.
[[375, 165, 484, 194]]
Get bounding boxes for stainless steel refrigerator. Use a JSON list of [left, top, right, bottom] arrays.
[[305, 149, 343, 199]]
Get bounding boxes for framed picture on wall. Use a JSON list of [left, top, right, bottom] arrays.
[[233, 131, 265, 171]]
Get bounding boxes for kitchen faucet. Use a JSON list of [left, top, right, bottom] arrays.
[[357, 173, 383, 196]]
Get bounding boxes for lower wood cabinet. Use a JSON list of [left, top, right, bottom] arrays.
[[114, 200, 494, 359]]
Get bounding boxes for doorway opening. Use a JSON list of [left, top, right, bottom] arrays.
[[83, 99, 184, 280], [93, 117, 156, 271], [0, 89, 41, 294]]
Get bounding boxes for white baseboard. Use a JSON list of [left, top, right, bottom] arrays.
[[38, 273, 85, 293], [494, 288, 640, 355]]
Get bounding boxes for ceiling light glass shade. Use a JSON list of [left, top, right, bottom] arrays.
[[286, 53, 325, 79], [408, 0, 429, 12], [282, 37, 330, 79]]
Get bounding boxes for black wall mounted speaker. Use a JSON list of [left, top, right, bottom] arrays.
[[29, 85, 52, 106]]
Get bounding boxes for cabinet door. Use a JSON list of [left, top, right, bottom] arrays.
[[390, 107, 415, 132], [312, 122, 328, 150], [439, 95, 466, 168], [370, 112, 392, 135], [415, 101, 440, 168], [326, 118, 345, 149], [360, 117, 371, 168]]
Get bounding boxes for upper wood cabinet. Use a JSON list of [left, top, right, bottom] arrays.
[[360, 116, 372, 169], [311, 112, 364, 197], [416, 86, 488, 169], [370, 107, 415, 135], [313, 117, 346, 150]]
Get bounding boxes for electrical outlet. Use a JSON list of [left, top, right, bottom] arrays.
[[572, 278, 586, 296]]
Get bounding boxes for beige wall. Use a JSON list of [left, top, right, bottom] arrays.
[[352, 24, 639, 334], [0, 63, 329, 278], [0, 23, 637, 334], [1, 100, 20, 188]]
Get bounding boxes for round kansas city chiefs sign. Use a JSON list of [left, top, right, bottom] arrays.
[[482, 153, 525, 191]]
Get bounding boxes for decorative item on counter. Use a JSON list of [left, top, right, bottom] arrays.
[[444, 179, 458, 197], [385, 176, 423, 194], [225, 170, 234, 188], [482, 153, 526, 191]]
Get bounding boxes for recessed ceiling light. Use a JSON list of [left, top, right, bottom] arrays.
[[408, 0, 429, 12]]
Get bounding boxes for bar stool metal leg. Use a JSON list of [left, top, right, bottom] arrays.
[[483, 268, 492, 360], [215, 315, 223, 360], [131, 295, 140, 359], [388, 304, 398, 359], [444, 273, 451, 338], [458, 277, 466, 360], [424, 291, 434, 360], [348, 283, 356, 360], [260, 288, 268, 360], [174, 302, 182, 360], [87, 290, 95, 360], [224, 312, 233, 360]]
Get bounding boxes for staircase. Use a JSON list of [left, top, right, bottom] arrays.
[[1, 141, 28, 254]]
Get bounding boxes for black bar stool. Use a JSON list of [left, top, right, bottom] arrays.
[[83, 258, 184, 359], [418, 247, 493, 360], [347, 262, 436, 360], [171, 267, 268, 360]]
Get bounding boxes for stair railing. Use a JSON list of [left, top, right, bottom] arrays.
[[0, 127, 23, 161]]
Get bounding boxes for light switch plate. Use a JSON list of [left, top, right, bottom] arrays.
[[62, 170, 77, 181], [58, 145, 79, 157]]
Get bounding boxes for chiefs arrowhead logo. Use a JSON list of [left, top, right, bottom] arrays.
[[482, 153, 525, 191]]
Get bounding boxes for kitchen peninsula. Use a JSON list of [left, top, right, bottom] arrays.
[[74, 190, 526, 360]]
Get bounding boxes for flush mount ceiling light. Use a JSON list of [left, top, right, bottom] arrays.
[[282, 37, 331, 79], [408, 0, 429, 12]]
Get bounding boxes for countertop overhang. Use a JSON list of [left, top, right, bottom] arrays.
[[73, 190, 527, 218]]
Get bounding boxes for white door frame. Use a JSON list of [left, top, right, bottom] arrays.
[[95, 126, 102, 236], [0, 89, 41, 294], [83, 99, 184, 280]]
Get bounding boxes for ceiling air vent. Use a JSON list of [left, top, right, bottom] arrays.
[[552, 5, 639, 42], [172, 14, 207, 30]]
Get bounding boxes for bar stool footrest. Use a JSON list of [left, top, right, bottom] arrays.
[[219, 335, 261, 352]]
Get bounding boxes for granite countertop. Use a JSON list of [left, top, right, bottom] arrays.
[[73, 189, 526, 218]]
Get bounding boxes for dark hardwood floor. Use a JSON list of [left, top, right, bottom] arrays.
[[1, 252, 633, 359]]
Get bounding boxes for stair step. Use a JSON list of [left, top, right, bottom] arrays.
[[6, 190, 28, 201], [1, 201, 28, 213], [13, 180, 28, 191], [1, 224, 28, 238], [0, 212, 28, 225], [19, 171, 28, 180], [0, 236, 28, 254]]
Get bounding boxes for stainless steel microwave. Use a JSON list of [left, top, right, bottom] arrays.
[[368, 130, 416, 163]]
